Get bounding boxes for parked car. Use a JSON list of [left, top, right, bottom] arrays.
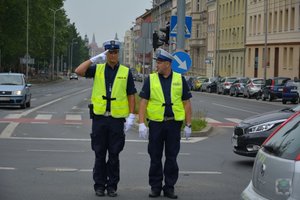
[[69, 73, 78, 80], [200, 76, 220, 93], [241, 111, 300, 200], [0, 73, 31, 108], [243, 78, 264, 98], [282, 80, 300, 104], [232, 104, 300, 157], [261, 77, 291, 101], [193, 76, 207, 91], [217, 76, 237, 95], [186, 76, 196, 91], [229, 77, 249, 97]]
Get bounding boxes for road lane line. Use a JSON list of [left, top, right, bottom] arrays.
[[225, 118, 242, 123], [179, 171, 222, 175], [0, 122, 19, 138], [0, 167, 16, 170], [27, 149, 85, 153], [66, 114, 82, 121], [212, 103, 260, 114], [0, 136, 208, 143]]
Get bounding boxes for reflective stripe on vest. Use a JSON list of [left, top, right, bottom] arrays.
[[147, 72, 185, 122], [91, 64, 129, 118]]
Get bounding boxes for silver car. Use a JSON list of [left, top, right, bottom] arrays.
[[241, 111, 300, 200], [0, 73, 31, 108], [243, 78, 264, 98]]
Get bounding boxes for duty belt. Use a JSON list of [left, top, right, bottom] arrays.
[[163, 116, 174, 121]]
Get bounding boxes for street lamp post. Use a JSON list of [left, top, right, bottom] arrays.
[[50, 7, 62, 80], [70, 38, 77, 73]]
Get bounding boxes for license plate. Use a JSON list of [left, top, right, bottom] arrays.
[[291, 89, 297, 92], [278, 88, 283, 91], [232, 136, 238, 147], [0, 97, 10, 101]]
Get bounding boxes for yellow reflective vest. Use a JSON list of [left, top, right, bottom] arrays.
[[147, 72, 185, 121], [91, 64, 129, 118]]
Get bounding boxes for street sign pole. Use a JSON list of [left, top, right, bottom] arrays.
[[176, 0, 185, 50]]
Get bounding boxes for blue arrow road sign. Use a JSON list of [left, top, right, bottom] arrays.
[[170, 16, 192, 38], [171, 51, 192, 74]]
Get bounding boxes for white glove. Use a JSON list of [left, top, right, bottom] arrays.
[[124, 113, 135, 133], [184, 125, 192, 140], [138, 123, 148, 139], [89, 50, 108, 64]]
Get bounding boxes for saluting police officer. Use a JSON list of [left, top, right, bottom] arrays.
[[138, 48, 192, 199], [75, 39, 136, 197]]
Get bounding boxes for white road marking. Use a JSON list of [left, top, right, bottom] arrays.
[[137, 152, 190, 155], [0, 167, 16, 170], [4, 114, 22, 119], [179, 171, 222, 175], [225, 118, 242, 123], [0, 88, 91, 138], [66, 114, 82, 121], [212, 103, 260, 114], [35, 114, 52, 120], [206, 118, 221, 123], [1, 136, 208, 143], [27, 149, 85, 153]]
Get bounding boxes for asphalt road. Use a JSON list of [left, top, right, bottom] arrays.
[[0, 77, 296, 200]]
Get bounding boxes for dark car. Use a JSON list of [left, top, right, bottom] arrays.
[[282, 80, 300, 104], [200, 76, 219, 93], [0, 73, 32, 108], [261, 77, 291, 101], [231, 105, 300, 157], [229, 77, 249, 97]]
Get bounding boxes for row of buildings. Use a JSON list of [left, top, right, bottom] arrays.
[[93, 0, 300, 79]]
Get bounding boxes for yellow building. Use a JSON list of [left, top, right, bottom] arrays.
[[217, 0, 246, 77]]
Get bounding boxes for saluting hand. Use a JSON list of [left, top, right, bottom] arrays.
[[89, 50, 108, 64]]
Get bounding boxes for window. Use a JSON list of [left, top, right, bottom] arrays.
[[268, 12, 272, 33], [291, 7, 295, 30], [284, 47, 287, 67], [289, 48, 293, 69], [285, 8, 289, 31], [279, 10, 283, 32], [264, 114, 300, 160], [274, 11, 278, 32]]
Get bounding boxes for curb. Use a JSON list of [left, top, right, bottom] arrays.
[[189, 125, 213, 137]]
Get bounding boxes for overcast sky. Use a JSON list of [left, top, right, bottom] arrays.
[[63, 0, 152, 46]]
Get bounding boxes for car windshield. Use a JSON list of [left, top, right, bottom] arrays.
[[274, 78, 289, 86], [0, 74, 24, 85], [263, 114, 300, 160], [252, 79, 264, 84]]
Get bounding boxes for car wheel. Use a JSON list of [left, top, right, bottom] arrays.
[[268, 94, 273, 102], [234, 90, 238, 97], [262, 93, 266, 101], [282, 99, 287, 104], [26, 101, 31, 108]]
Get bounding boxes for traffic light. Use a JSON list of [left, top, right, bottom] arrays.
[[159, 22, 170, 45], [152, 31, 163, 50]]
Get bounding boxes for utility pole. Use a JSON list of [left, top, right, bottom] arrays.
[[176, 0, 185, 51], [50, 8, 62, 80], [26, 0, 29, 77], [263, 0, 268, 81]]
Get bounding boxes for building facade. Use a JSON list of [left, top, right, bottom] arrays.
[[245, 0, 300, 79]]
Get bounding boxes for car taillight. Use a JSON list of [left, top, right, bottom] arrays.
[[296, 154, 300, 161]]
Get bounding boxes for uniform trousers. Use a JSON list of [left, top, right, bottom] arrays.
[[148, 120, 183, 192], [90, 115, 125, 191]]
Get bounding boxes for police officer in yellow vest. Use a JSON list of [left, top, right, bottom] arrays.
[[138, 48, 192, 199], [75, 39, 136, 197]]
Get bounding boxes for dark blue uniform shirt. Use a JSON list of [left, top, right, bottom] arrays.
[[85, 63, 137, 112], [139, 72, 192, 117]]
